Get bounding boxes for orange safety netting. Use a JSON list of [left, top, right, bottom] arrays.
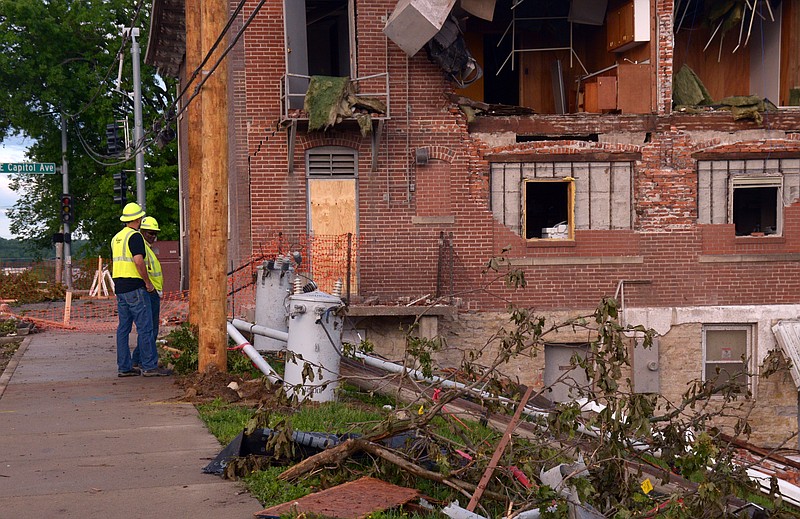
[[1, 233, 362, 333]]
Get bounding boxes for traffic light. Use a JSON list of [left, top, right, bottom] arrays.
[[106, 123, 120, 155], [60, 194, 74, 224], [113, 172, 128, 205]]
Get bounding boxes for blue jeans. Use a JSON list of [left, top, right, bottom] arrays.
[[132, 291, 161, 368], [116, 288, 157, 372]]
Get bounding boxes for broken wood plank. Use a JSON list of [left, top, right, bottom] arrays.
[[466, 385, 534, 511]]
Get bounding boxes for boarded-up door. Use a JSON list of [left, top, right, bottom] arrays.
[[307, 146, 358, 295]]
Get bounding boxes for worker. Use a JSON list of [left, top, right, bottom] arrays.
[[111, 203, 171, 377], [131, 216, 164, 370]]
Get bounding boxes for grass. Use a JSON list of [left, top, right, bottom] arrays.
[[196, 399, 256, 445]]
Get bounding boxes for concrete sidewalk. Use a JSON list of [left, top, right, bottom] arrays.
[[0, 330, 262, 519]]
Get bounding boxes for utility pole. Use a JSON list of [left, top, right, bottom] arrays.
[[61, 114, 72, 289], [127, 27, 146, 209], [197, 0, 229, 372], [185, 0, 202, 327]]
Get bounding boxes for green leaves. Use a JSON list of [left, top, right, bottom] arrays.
[[1, 0, 178, 251]]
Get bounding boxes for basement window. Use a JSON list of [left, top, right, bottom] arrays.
[[732, 177, 781, 236], [702, 325, 752, 392], [524, 179, 573, 239]]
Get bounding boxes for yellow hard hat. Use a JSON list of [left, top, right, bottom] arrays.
[[120, 202, 145, 222], [140, 216, 160, 232]]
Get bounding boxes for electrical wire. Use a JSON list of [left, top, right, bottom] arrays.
[[63, 0, 149, 120]]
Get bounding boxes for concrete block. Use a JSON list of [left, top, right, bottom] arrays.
[[383, 0, 457, 57]]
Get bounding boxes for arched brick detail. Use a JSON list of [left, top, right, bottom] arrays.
[[299, 132, 364, 153], [409, 146, 456, 164], [488, 140, 644, 156], [691, 139, 800, 155]]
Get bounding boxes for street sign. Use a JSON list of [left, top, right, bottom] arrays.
[[0, 162, 57, 174]]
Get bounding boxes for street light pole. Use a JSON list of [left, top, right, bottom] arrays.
[[128, 27, 146, 209]]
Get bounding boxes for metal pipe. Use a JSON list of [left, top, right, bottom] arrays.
[[226, 322, 283, 384], [353, 351, 550, 416], [230, 318, 289, 343]]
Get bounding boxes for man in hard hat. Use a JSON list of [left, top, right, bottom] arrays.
[[131, 216, 163, 370], [111, 203, 171, 377]]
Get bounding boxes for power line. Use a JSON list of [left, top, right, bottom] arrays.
[[63, 0, 149, 120]]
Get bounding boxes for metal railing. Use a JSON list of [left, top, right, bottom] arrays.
[[279, 72, 391, 122]]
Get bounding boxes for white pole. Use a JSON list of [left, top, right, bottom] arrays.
[[129, 28, 146, 208]]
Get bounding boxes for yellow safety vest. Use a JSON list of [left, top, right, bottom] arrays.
[[144, 242, 163, 292], [111, 227, 143, 279]]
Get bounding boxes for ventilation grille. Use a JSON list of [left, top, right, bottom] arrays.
[[307, 147, 357, 177]]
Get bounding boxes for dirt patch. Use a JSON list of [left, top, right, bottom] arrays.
[[0, 339, 22, 377], [175, 365, 282, 405]]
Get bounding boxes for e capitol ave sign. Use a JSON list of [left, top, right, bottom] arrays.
[[0, 162, 57, 174]]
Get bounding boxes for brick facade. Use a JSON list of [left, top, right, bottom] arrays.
[[150, 0, 800, 447]]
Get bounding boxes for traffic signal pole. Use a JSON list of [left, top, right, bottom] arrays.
[[61, 113, 72, 289], [128, 27, 146, 209]]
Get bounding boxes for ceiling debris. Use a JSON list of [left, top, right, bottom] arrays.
[[446, 93, 536, 121], [672, 64, 777, 123]]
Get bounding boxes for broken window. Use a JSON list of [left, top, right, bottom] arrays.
[[284, 0, 354, 108], [524, 179, 574, 239], [455, 0, 653, 114], [491, 161, 633, 239], [697, 158, 800, 236], [702, 325, 751, 392], [674, 0, 800, 106], [732, 177, 781, 236]]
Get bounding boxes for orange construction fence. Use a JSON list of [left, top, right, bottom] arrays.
[[0, 233, 362, 333]]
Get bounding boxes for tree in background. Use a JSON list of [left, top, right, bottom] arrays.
[[0, 0, 178, 257]]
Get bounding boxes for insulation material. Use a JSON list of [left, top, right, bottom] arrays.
[[672, 64, 714, 107], [384, 0, 457, 56], [304, 76, 353, 131], [772, 320, 800, 389]]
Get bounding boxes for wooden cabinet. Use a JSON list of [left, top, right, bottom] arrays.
[[582, 63, 651, 114], [607, 0, 650, 52]]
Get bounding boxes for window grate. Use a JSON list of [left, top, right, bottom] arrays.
[[307, 147, 357, 177]]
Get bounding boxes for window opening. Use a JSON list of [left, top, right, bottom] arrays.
[[524, 179, 573, 239], [732, 181, 780, 236], [673, 0, 798, 106], [306, 0, 351, 77], [703, 325, 751, 392], [458, 0, 652, 114]]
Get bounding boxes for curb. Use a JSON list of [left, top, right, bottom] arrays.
[[0, 335, 32, 401]]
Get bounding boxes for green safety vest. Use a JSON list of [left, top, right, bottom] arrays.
[[111, 227, 143, 279], [144, 242, 163, 292]]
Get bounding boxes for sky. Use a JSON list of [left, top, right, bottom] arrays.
[[0, 134, 32, 239]]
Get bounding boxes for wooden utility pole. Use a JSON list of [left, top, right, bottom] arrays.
[[197, 0, 229, 371], [185, 0, 202, 327]]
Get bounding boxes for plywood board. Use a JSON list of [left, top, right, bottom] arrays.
[[309, 178, 358, 294], [617, 63, 651, 113]]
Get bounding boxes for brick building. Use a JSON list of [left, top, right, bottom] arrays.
[[146, 0, 800, 446]]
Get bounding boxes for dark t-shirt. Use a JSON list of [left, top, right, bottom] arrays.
[[113, 231, 146, 294]]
